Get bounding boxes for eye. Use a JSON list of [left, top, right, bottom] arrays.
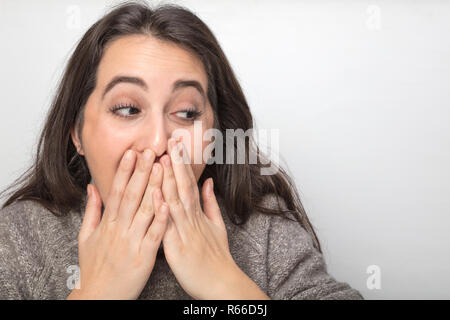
[[175, 107, 202, 121], [109, 103, 140, 118]]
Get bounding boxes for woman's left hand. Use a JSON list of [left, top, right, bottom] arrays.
[[154, 138, 269, 300]]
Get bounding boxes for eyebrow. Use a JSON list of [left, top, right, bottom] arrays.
[[101, 75, 206, 102]]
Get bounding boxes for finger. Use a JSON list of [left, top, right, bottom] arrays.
[[152, 187, 178, 242], [117, 149, 156, 229], [179, 141, 202, 216], [79, 184, 102, 243], [130, 162, 163, 242], [103, 149, 136, 223], [161, 154, 188, 234], [179, 140, 198, 190], [168, 138, 199, 215], [153, 187, 182, 245], [141, 189, 169, 255], [163, 214, 179, 245], [201, 178, 225, 228]]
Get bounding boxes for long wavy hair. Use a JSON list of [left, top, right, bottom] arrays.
[[0, 1, 321, 253]]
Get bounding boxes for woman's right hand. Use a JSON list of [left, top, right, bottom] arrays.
[[67, 149, 169, 300]]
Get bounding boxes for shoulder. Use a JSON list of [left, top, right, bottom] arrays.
[[0, 199, 81, 254], [1, 200, 53, 250], [221, 193, 311, 254], [0, 200, 53, 299], [0, 199, 49, 237], [219, 194, 364, 299], [0, 199, 73, 231], [0, 199, 82, 299], [1, 198, 53, 222]]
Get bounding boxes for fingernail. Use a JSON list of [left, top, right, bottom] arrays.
[[143, 149, 152, 161], [152, 163, 159, 174], [162, 155, 170, 167], [124, 149, 133, 161]]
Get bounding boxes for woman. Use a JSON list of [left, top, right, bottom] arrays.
[[0, 1, 363, 300]]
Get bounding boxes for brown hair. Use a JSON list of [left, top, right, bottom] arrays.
[[0, 1, 321, 253]]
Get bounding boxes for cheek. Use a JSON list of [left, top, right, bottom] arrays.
[[81, 110, 132, 202]]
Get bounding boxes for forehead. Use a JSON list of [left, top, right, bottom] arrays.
[[96, 34, 208, 91]]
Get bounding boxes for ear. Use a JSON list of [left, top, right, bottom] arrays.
[[70, 126, 85, 156]]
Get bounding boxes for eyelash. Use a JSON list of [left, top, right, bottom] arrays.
[[109, 103, 202, 121]]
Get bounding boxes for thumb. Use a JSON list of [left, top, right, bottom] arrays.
[[201, 178, 224, 227], [79, 184, 102, 243]]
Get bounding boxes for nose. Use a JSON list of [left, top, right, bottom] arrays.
[[134, 112, 169, 159]]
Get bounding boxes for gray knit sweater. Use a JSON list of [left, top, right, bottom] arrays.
[[0, 193, 363, 300]]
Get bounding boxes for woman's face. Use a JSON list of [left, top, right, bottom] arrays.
[[71, 34, 214, 204]]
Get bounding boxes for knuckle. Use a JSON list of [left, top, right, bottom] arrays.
[[166, 168, 174, 179], [102, 219, 116, 234], [120, 158, 134, 172], [140, 200, 154, 216], [109, 186, 123, 199], [184, 201, 195, 214], [123, 190, 139, 203], [146, 229, 160, 243], [116, 228, 130, 243], [181, 183, 192, 195], [168, 196, 181, 208]]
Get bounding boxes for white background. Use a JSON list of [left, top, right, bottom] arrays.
[[1, 0, 449, 299]]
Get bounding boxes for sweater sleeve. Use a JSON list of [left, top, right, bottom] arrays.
[[264, 200, 364, 300], [0, 201, 44, 299]]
